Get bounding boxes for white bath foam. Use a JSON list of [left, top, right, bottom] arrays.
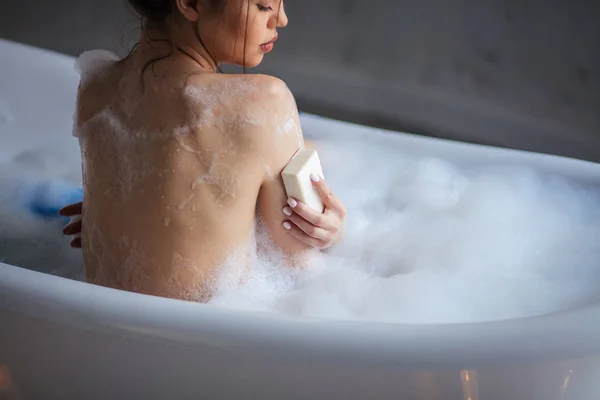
[[75, 50, 120, 83], [206, 138, 600, 324]]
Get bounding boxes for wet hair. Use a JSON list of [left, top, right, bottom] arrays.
[[126, 0, 177, 26], [126, 0, 226, 29], [124, 0, 228, 79]]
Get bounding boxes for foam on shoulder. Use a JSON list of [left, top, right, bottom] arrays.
[[182, 76, 264, 131], [75, 50, 120, 83]]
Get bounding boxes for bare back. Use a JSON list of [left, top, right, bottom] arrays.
[[75, 50, 309, 301]]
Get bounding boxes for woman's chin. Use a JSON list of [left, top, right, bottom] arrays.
[[246, 57, 265, 69], [231, 54, 265, 69]]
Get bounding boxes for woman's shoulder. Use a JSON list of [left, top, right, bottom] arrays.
[[182, 73, 298, 129], [236, 73, 290, 93], [185, 73, 294, 106], [73, 50, 123, 131], [222, 74, 297, 119], [239, 73, 294, 103], [183, 72, 301, 149]]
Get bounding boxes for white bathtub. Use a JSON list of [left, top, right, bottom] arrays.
[[1, 38, 600, 400]]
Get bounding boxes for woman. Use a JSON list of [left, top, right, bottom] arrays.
[[60, 0, 346, 301]]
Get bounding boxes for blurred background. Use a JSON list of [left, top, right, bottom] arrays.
[[1, 0, 599, 161]]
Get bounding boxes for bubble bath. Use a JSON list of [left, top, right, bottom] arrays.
[[207, 140, 600, 324], [2, 45, 600, 326], [4, 117, 600, 325]]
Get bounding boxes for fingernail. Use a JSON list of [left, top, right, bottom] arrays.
[[283, 221, 292, 230], [283, 207, 292, 216], [287, 198, 297, 208], [310, 173, 321, 183]]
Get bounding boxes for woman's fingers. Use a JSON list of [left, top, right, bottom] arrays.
[[283, 209, 329, 240], [285, 199, 332, 229], [282, 221, 326, 249], [281, 175, 346, 250], [70, 237, 82, 249], [59, 202, 83, 217], [309, 174, 346, 217], [63, 220, 82, 236]]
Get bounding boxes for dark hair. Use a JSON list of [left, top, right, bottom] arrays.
[[126, 0, 226, 28], [127, 0, 176, 26], [124, 0, 229, 82]]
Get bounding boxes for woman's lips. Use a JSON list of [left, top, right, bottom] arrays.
[[260, 34, 278, 53]]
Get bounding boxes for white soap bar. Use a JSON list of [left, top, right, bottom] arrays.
[[281, 148, 325, 213]]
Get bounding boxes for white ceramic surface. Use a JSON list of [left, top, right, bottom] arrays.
[[1, 38, 600, 400]]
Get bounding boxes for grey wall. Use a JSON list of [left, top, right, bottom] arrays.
[[1, 0, 599, 161]]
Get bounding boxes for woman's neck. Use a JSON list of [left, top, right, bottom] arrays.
[[133, 22, 219, 73]]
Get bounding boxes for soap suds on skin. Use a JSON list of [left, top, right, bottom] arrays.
[[69, 56, 264, 297], [263, 164, 273, 179], [75, 50, 120, 85], [174, 136, 239, 207], [74, 63, 270, 207], [78, 109, 164, 200], [183, 79, 265, 132], [280, 115, 304, 148], [283, 118, 295, 134]]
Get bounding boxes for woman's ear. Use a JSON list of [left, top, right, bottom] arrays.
[[175, 0, 202, 22]]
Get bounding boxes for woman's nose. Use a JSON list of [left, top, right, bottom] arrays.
[[276, 3, 288, 28]]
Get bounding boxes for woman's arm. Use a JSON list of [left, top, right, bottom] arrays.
[[248, 76, 346, 258], [248, 77, 315, 258]]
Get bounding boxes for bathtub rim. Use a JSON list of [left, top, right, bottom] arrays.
[[2, 262, 600, 369]]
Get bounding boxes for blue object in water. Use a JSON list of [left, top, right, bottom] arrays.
[[26, 180, 83, 219]]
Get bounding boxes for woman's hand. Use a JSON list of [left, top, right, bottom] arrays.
[[59, 201, 83, 248], [282, 173, 346, 250]]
